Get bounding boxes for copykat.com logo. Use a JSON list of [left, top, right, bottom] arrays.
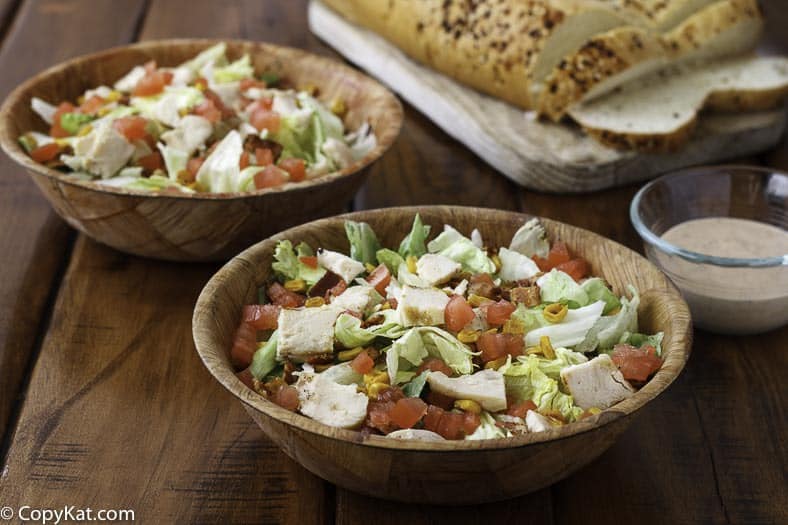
[[0, 505, 135, 523]]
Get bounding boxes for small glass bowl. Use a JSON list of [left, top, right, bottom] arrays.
[[630, 165, 788, 335]]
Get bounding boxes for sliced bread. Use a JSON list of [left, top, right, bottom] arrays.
[[537, 0, 763, 121], [567, 56, 788, 151], [611, 0, 721, 30]]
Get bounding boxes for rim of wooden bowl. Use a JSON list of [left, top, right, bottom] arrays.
[[193, 206, 693, 452], [0, 38, 403, 201]]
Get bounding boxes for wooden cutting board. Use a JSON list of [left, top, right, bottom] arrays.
[[308, 0, 787, 193]]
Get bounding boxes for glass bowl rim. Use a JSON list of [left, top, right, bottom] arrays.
[[630, 164, 788, 269]]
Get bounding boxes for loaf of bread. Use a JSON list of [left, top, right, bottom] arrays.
[[320, 0, 638, 109]]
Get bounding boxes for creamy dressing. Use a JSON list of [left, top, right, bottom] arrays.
[[656, 217, 788, 334]]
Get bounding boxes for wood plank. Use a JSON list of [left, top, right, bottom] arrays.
[[0, 238, 332, 524], [0, 0, 147, 444]]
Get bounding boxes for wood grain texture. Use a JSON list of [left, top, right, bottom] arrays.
[[0, 0, 147, 445], [193, 206, 692, 504], [0, 237, 334, 524], [309, 0, 787, 193], [0, 38, 403, 261]]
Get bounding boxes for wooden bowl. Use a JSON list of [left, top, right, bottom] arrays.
[[0, 39, 403, 261], [192, 206, 692, 505]]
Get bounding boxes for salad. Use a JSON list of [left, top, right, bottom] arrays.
[[20, 43, 376, 193], [231, 216, 664, 441]]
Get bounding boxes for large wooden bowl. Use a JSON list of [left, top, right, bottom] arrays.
[[0, 39, 402, 261], [192, 206, 692, 505]]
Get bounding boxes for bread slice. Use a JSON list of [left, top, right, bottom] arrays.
[[613, 0, 721, 30], [537, 0, 762, 121], [663, 0, 762, 61], [568, 56, 788, 151], [537, 26, 667, 121], [319, 0, 635, 110]]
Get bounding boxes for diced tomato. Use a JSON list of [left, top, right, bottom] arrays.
[[50, 102, 76, 138], [254, 165, 288, 189], [239, 151, 250, 169], [193, 99, 222, 122], [417, 357, 454, 377], [611, 344, 663, 382], [242, 304, 281, 330], [507, 399, 538, 419], [279, 157, 306, 182], [240, 78, 268, 91], [29, 142, 60, 163], [533, 241, 572, 272], [422, 406, 472, 440], [267, 282, 306, 308], [79, 95, 105, 115], [272, 385, 299, 411], [203, 88, 234, 118], [389, 398, 427, 429], [425, 390, 455, 411], [351, 349, 375, 374], [248, 98, 273, 112], [185, 156, 204, 182], [299, 255, 318, 269], [462, 411, 481, 435], [555, 258, 590, 282], [112, 116, 150, 142], [137, 152, 164, 173], [444, 295, 475, 332], [422, 405, 443, 431], [366, 399, 399, 434], [482, 300, 516, 326], [250, 108, 281, 132], [255, 147, 274, 166], [468, 273, 496, 298], [366, 264, 391, 296], [230, 321, 257, 369], [132, 67, 171, 97], [477, 332, 524, 363], [236, 368, 255, 389]]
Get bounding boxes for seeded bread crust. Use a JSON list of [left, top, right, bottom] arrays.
[[320, 0, 633, 110], [538, 26, 666, 121]]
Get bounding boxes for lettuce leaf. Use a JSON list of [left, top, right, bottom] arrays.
[[60, 112, 94, 135], [581, 278, 621, 315], [385, 327, 476, 384], [271, 240, 326, 286], [212, 53, 254, 83], [620, 331, 664, 356], [427, 225, 495, 274], [157, 143, 189, 181], [345, 220, 381, 265], [334, 310, 405, 348], [376, 248, 405, 274], [498, 247, 540, 282], [181, 42, 228, 72], [398, 214, 430, 258], [537, 269, 590, 306], [319, 362, 363, 385], [250, 332, 279, 380], [402, 371, 429, 397], [520, 346, 589, 380], [466, 411, 511, 440], [500, 356, 583, 422], [524, 300, 605, 349], [195, 130, 243, 192]]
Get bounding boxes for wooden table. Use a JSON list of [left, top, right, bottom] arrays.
[[0, 1, 785, 523]]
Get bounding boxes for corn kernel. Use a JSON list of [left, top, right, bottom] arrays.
[[330, 97, 346, 116], [468, 294, 493, 307], [502, 318, 525, 334], [543, 303, 568, 323], [363, 371, 389, 387], [457, 328, 481, 343], [525, 346, 541, 356], [305, 296, 324, 308], [367, 382, 390, 399], [406, 255, 418, 274], [106, 90, 122, 102], [454, 399, 482, 414], [55, 139, 71, 148], [491, 254, 502, 273], [364, 262, 377, 273], [484, 357, 508, 370], [607, 306, 621, 316], [284, 278, 306, 293], [338, 347, 364, 361], [540, 336, 556, 360], [97, 107, 112, 117], [77, 95, 85, 105], [380, 301, 391, 310], [77, 124, 93, 137], [588, 407, 602, 415]]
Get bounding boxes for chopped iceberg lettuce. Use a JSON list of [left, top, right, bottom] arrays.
[[427, 225, 495, 274], [398, 214, 431, 258], [402, 371, 429, 398], [271, 240, 326, 286], [385, 326, 476, 384], [157, 143, 189, 181], [498, 247, 540, 282], [250, 332, 279, 380], [537, 269, 590, 306], [334, 310, 405, 348], [524, 300, 605, 349], [581, 278, 621, 315], [345, 220, 382, 265], [518, 347, 589, 380], [466, 411, 511, 440], [59, 112, 94, 135], [212, 53, 254, 83], [31, 97, 57, 124], [195, 130, 243, 192], [500, 356, 583, 422], [375, 248, 405, 274], [181, 42, 228, 73]]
